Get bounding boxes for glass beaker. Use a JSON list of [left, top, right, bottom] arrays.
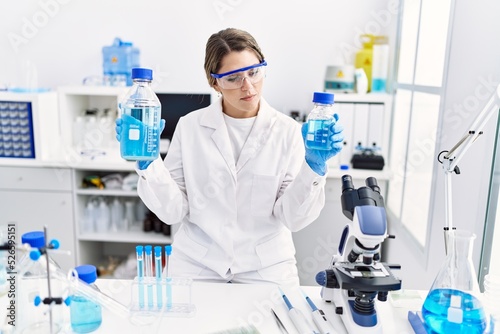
[[422, 229, 487, 333]]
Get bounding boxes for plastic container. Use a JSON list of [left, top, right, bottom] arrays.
[[354, 34, 375, 92], [102, 37, 140, 86], [70, 265, 102, 333], [118, 68, 162, 161], [371, 37, 389, 93], [305, 92, 336, 150], [19, 231, 67, 334], [422, 229, 487, 333]]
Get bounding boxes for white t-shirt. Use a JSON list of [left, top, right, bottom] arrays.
[[222, 113, 256, 163]]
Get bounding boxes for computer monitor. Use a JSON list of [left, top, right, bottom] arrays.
[[156, 92, 212, 153]]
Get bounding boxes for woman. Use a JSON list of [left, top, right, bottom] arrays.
[[118, 28, 343, 286]]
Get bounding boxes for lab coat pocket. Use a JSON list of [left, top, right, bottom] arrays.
[[174, 225, 209, 262], [255, 231, 295, 268], [251, 174, 280, 217]]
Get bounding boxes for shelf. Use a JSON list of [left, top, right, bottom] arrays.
[[327, 167, 392, 180], [76, 188, 138, 196], [78, 225, 171, 244], [329, 92, 391, 104]]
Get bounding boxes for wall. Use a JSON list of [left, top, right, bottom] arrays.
[[0, 0, 396, 114], [385, 0, 500, 290]]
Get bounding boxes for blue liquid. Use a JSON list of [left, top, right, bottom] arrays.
[[70, 295, 102, 333], [422, 288, 487, 334], [371, 78, 387, 93], [120, 106, 161, 160], [305, 119, 333, 150]]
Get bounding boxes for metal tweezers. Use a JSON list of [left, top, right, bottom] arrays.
[[271, 308, 289, 334]]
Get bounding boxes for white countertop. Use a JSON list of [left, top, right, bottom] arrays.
[[1, 278, 425, 334]]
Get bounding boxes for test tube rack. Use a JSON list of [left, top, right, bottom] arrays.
[[130, 276, 195, 317]]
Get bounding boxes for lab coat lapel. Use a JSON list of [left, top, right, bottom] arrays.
[[236, 99, 276, 172], [200, 100, 237, 181]]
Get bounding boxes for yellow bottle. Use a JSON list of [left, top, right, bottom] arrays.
[[354, 34, 375, 92]]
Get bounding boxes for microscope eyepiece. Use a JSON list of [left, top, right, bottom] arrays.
[[365, 177, 380, 193], [341, 175, 354, 193]]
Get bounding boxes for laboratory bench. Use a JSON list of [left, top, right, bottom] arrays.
[[0, 279, 424, 334]]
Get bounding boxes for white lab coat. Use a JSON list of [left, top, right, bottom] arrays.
[[136, 97, 328, 284]]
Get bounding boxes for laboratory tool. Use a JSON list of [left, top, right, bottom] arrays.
[[165, 245, 172, 309], [315, 175, 401, 334], [19, 228, 70, 334], [130, 244, 195, 319], [118, 67, 162, 161], [278, 288, 319, 334], [302, 290, 337, 334], [418, 85, 500, 332], [354, 68, 368, 94], [370, 36, 389, 93], [421, 230, 487, 333], [438, 84, 500, 250], [136, 245, 145, 309], [154, 246, 163, 309], [305, 92, 336, 151], [324, 65, 354, 93], [70, 265, 102, 333], [145, 245, 154, 309], [271, 308, 289, 334], [350, 142, 385, 170], [354, 35, 375, 92], [102, 37, 140, 86]]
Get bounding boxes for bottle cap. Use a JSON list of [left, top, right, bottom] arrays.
[[75, 264, 98, 284], [313, 92, 334, 104], [131, 68, 153, 81], [21, 231, 45, 248]]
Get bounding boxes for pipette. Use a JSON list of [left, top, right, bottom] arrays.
[[279, 288, 319, 334], [136, 245, 144, 309], [154, 246, 163, 309], [302, 289, 337, 334], [145, 245, 153, 309], [165, 245, 172, 309]]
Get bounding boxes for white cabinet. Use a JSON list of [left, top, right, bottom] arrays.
[[0, 166, 75, 271], [57, 85, 129, 166], [57, 86, 173, 270], [72, 167, 172, 268]]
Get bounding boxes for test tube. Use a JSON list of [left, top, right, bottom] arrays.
[[154, 246, 163, 309], [144, 245, 153, 309], [165, 245, 172, 309], [136, 245, 144, 309]]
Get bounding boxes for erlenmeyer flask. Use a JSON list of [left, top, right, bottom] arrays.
[[422, 229, 487, 333]]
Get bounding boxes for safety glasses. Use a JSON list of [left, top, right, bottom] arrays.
[[211, 60, 267, 90]]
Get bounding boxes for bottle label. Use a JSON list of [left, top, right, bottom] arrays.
[[128, 128, 140, 140]]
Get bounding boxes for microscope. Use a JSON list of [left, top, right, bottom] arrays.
[[316, 175, 402, 334]]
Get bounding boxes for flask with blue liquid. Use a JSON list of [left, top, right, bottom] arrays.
[[70, 264, 102, 333], [305, 92, 335, 150], [422, 229, 488, 333], [119, 68, 162, 161]]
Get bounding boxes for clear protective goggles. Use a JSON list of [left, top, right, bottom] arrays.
[[211, 60, 267, 89]]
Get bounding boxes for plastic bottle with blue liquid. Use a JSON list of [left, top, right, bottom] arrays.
[[70, 264, 102, 333], [305, 92, 335, 150], [119, 68, 162, 161]]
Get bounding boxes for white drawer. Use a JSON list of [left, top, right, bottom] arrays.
[[0, 166, 72, 191]]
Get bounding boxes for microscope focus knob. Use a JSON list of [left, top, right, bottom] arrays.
[[315, 270, 339, 289]]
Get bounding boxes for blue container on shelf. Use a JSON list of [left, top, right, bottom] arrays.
[[102, 37, 140, 86]]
